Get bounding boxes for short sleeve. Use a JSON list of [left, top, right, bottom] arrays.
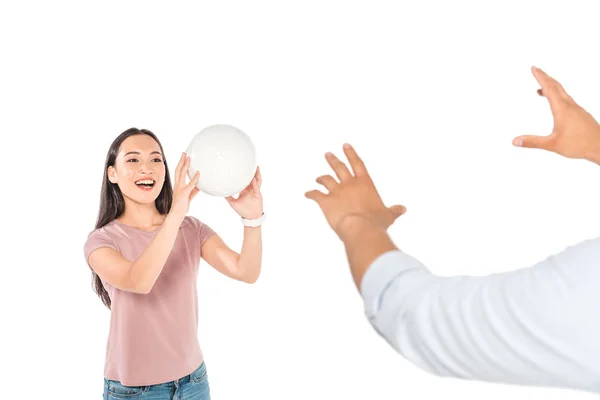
[[197, 219, 216, 247], [83, 229, 118, 270], [187, 216, 216, 247]]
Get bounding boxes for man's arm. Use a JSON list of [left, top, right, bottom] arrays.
[[305, 66, 600, 394], [346, 217, 600, 393], [338, 215, 399, 290]]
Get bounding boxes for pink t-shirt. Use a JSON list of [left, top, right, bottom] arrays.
[[83, 215, 215, 386]]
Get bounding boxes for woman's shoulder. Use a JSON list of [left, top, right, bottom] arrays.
[[182, 215, 215, 237], [182, 215, 205, 230], [83, 222, 120, 259], [85, 220, 119, 239]]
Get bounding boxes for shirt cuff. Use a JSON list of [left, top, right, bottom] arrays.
[[360, 250, 424, 319]]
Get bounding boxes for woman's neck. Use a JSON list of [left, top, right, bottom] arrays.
[[118, 199, 165, 230]]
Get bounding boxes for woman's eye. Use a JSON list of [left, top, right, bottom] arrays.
[[126, 158, 161, 162]]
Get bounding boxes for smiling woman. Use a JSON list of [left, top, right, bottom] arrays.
[[83, 127, 266, 399], [94, 128, 173, 248]]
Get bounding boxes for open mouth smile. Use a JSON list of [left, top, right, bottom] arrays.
[[135, 179, 155, 191]]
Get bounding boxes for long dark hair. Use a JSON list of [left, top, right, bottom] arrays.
[[92, 127, 173, 309]]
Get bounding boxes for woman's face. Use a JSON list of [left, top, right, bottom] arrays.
[[108, 134, 166, 205]]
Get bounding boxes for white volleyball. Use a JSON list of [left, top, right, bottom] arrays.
[[185, 124, 257, 197]]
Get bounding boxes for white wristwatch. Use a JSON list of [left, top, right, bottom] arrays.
[[241, 212, 266, 227]]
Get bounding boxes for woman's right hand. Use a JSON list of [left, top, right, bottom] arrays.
[[170, 152, 200, 218], [513, 66, 600, 163]]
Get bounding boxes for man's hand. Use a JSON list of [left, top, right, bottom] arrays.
[[304, 143, 407, 240], [305, 143, 404, 289], [513, 66, 600, 163]]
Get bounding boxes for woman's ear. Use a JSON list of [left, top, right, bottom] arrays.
[[107, 166, 117, 183]]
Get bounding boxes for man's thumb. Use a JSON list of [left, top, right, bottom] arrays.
[[389, 204, 407, 218], [513, 135, 553, 151]]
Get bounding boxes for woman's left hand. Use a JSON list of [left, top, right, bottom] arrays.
[[226, 166, 264, 219]]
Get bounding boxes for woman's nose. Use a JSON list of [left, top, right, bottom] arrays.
[[139, 161, 154, 174]]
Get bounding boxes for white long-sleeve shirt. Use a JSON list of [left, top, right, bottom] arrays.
[[360, 236, 600, 394]]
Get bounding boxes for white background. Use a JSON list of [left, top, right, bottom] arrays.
[[2, 0, 600, 399]]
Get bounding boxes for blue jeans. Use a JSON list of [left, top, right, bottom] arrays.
[[103, 361, 210, 400]]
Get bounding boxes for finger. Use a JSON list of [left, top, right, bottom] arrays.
[[174, 152, 185, 186], [325, 152, 353, 181], [225, 195, 235, 205], [538, 86, 575, 104], [535, 67, 571, 99], [316, 175, 338, 192], [180, 156, 192, 186], [177, 155, 190, 187], [532, 67, 562, 113], [251, 177, 259, 192], [185, 170, 200, 191], [305, 189, 326, 202], [189, 187, 200, 201], [532, 67, 573, 111], [389, 204, 407, 218], [512, 134, 555, 151], [342, 143, 369, 177], [255, 166, 262, 187]]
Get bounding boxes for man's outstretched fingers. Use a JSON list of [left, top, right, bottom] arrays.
[[532, 67, 564, 112], [325, 152, 353, 181], [305, 189, 326, 202], [343, 143, 369, 177], [316, 175, 338, 192], [389, 204, 407, 218], [513, 134, 555, 151], [534, 66, 575, 103]]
